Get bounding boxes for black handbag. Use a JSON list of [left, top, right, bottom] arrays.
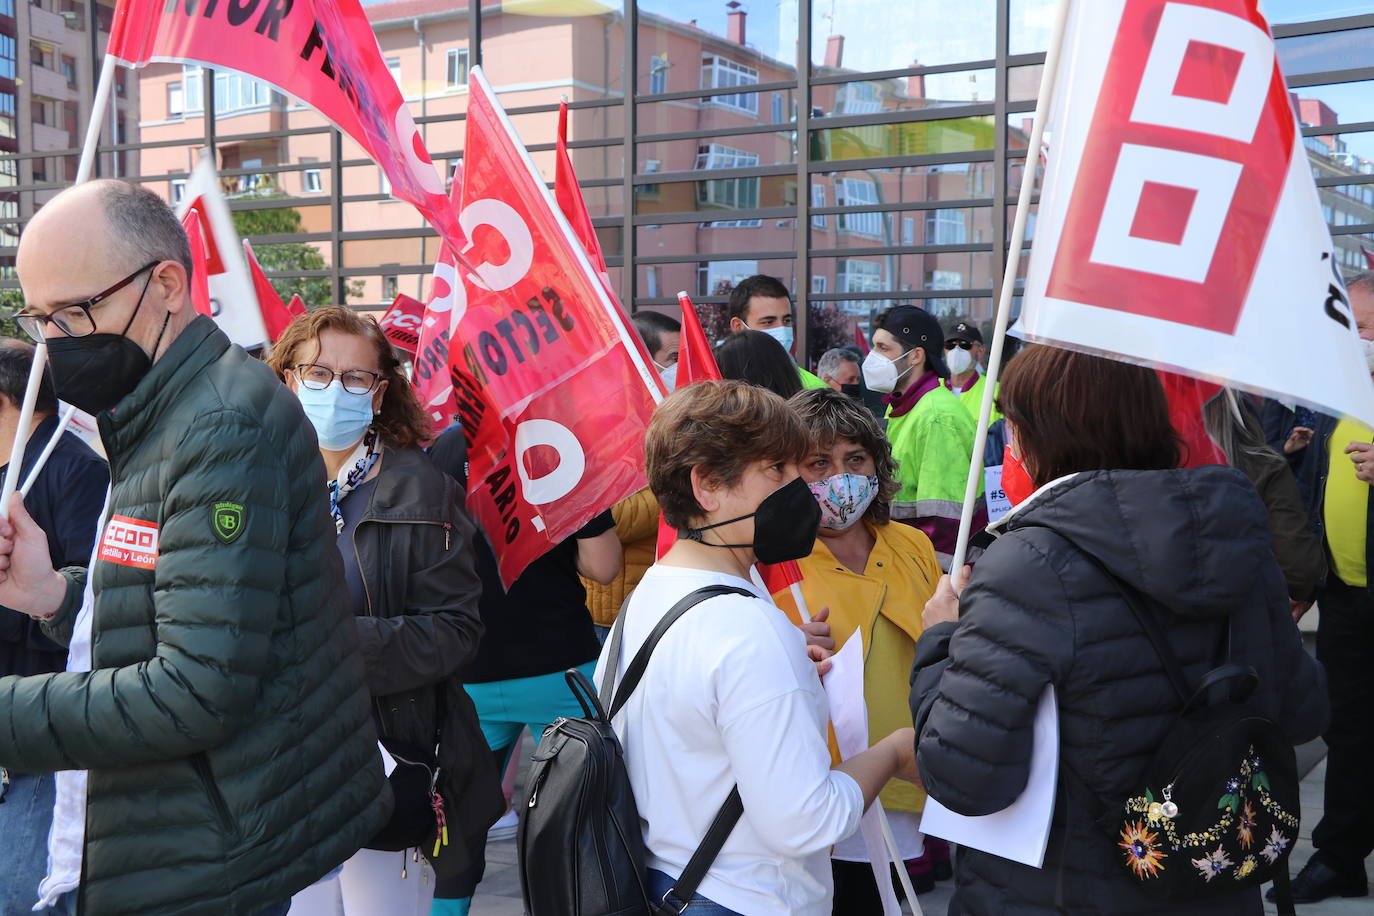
[[368, 687, 450, 857], [518, 585, 750, 916]]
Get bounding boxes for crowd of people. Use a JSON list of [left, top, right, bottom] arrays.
[[0, 178, 1369, 916]]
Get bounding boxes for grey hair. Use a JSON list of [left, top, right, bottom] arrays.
[[817, 347, 860, 379], [1347, 270, 1374, 295], [1202, 390, 1274, 468], [97, 180, 194, 281]]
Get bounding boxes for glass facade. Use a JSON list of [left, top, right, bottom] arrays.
[[0, 1, 1371, 363]]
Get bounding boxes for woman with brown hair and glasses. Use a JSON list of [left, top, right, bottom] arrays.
[[266, 308, 501, 916], [909, 346, 1327, 915]]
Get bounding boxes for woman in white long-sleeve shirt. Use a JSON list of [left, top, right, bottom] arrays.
[[596, 380, 918, 916]]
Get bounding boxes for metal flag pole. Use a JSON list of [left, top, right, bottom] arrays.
[[948, 0, 1073, 573], [1, 57, 117, 518]]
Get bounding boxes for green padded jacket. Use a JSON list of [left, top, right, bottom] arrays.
[[0, 316, 391, 915]]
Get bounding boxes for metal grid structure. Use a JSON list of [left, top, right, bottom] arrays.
[[1, 1, 1371, 363]]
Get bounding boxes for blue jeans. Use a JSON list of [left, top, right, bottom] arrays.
[[646, 869, 743, 915], [0, 770, 55, 915]]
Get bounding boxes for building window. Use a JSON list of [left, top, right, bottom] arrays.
[[446, 49, 469, 89], [811, 275, 827, 294], [837, 259, 882, 313], [695, 144, 760, 226], [386, 56, 402, 89], [701, 56, 759, 115], [771, 93, 784, 123], [836, 178, 882, 237], [644, 265, 660, 298], [928, 269, 965, 314], [446, 158, 461, 188], [170, 178, 187, 204], [114, 67, 126, 97], [836, 82, 883, 115], [167, 83, 183, 118], [60, 55, 76, 88], [811, 183, 826, 228], [303, 161, 322, 193], [696, 259, 758, 297], [0, 35, 15, 81], [926, 208, 968, 245], [181, 66, 273, 116], [183, 65, 202, 112], [383, 275, 399, 299], [902, 217, 915, 245], [649, 54, 669, 95], [380, 171, 392, 197]]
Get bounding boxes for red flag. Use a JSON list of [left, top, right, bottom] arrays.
[[554, 100, 608, 279], [242, 240, 296, 343], [411, 169, 465, 435], [1363, 245, 1374, 270], [450, 68, 661, 585], [854, 323, 870, 354], [1157, 369, 1227, 468], [287, 294, 307, 318], [108, 0, 464, 255], [378, 293, 426, 356], [180, 207, 213, 318]]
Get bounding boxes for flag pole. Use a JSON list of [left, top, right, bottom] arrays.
[[788, 582, 922, 915], [2, 57, 117, 518], [19, 404, 77, 498], [948, 0, 1072, 573]]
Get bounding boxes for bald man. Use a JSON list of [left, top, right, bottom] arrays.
[[0, 181, 388, 916]]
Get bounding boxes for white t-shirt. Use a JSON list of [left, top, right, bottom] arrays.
[[35, 491, 108, 911], [595, 565, 864, 915]]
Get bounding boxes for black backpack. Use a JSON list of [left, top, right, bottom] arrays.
[[1063, 564, 1299, 915], [518, 585, 751, 916]]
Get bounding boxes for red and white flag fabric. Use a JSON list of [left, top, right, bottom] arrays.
[[175, 153, 269, 348], [449, 68, 661, 586], [108, 0, 461, 252], [242, 241, 297, 344], [287, 294, 307, 319], [1363, 245, 1374, 270], [1016, 0, 1374, 426], [180, 207, 214, 320], [378, 293, 426, 357]]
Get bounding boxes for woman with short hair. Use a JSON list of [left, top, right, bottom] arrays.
[[599, 379, 918, 915], [909, 346, 1328, 914]]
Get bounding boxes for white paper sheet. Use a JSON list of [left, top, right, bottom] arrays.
[[823, 635, 903, 916], [378, 742, 397, 778], [985, 464, 1013, 522], [919, 685, 1059, 868]]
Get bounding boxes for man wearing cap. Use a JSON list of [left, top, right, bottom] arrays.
[[862, 306, 984, 569], [944, 321, 1001, 425]]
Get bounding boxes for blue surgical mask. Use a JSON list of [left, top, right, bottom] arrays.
[[296, 380, 376, 451], [750, 323, 794, 354]]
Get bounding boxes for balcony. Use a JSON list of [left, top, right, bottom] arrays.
[[29, 63, 70, 101], [31, 122, 70, 153], [29, 6, 68, 45]]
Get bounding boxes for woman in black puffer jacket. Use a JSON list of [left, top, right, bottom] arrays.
[[909, 347, 1328, 915]]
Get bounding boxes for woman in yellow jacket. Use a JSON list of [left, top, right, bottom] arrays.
[[773, 388, 946, 911], [582, 487, 660, 636]]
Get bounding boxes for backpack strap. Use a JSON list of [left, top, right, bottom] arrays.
[[1080, 554, 1192, 703], [606, 584, 754, 720], [657, 786, 744, 914]]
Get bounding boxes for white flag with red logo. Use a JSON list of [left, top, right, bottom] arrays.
[[1017, 0, 1374, 426], [175, 153, 269, 349]]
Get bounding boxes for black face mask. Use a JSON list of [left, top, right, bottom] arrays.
[[682, 476, 821, 565], [47, 273, 167, 416], [840, 382, 864, 402]]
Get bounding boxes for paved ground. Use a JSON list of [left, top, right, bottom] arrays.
[[469, 753, 1361, 915]]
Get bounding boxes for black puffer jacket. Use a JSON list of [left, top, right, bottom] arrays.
[[348, 444, 504, 878], [910, 467, 1328, 915]]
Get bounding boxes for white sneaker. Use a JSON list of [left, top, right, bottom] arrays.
[[487, 808, 519, 842]]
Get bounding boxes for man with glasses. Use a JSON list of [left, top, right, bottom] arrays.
[[0, 180, 388, 916], [944, 321, 1001, 425]]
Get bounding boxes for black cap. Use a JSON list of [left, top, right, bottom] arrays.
[[946, 321, 983, 345], [877, 306, 949, 378]]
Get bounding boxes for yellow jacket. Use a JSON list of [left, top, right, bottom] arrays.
[[773, 521, 941, 815], [582, 487, 661, 627]]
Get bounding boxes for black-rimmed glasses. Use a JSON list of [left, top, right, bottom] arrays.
[[13, 261, 161, 342], [293, 364, 383, 395], [944, 340, 975, 351]]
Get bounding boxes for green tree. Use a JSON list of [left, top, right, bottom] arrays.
[[0, 288, 24, 340], [231, 196, 362, 308]]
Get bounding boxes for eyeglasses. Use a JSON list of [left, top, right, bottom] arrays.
[[944, 340, 975, 351], [13, 261, 161, 342], [293, 363, 384, 395]]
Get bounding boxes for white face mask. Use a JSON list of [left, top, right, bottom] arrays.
[[749, 323, 794, 354], [861, 347, 914, 394], [946, 346, 975, 375], [655, 360, 678, 390], [1363, 337, 1374, 372], [808, 473, 880, 530]]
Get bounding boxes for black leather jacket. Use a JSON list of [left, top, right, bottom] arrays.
[[347, 442, 503, 876]]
